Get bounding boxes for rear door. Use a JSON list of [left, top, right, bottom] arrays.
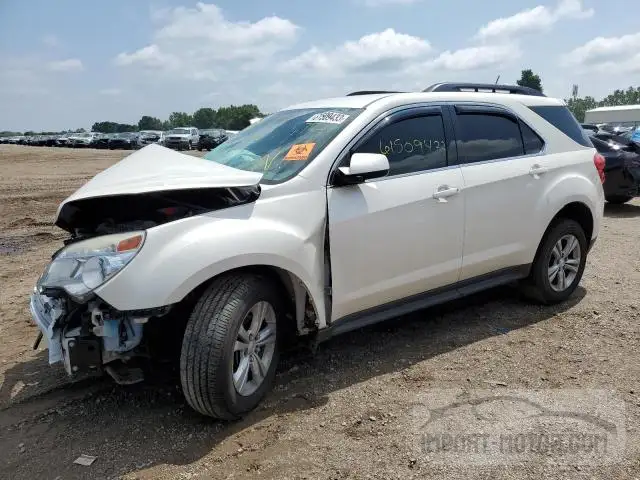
[[327, 106, 465, 321], [449, 104, 547, 280]]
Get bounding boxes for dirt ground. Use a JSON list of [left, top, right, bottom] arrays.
[[0, 144, 638, 480]]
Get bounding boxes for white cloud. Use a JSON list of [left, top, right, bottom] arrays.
[[476, 0, 593, 40], [428, 44, 521, 71], [114, 3, 299, 80], [99, 88, 122, 96], [47, 58, 84, 72], [562, 32, 640, 69], [281, 28, 432, 76], [42, 34, 60, 48]]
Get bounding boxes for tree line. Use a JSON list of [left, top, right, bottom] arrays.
[[91, 104, 263, 134], [514, 69, 639, 123], [566, 87, 640, 123]]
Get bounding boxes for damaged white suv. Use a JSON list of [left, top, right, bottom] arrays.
[[30, 83, 605, 419]]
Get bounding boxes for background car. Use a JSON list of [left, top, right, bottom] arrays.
[[56, 134, 71, 147], [92, 133, 112, 149], [108, 132, 139, 149], [197, 128, 228, 150], [586, 131, 640, 204], [164, 127, 199, 150], [137, 130, 165, 148], [581, 123, 599, 133], [71, 132, 98, 148]]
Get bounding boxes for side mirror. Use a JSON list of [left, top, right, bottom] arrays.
[[333, 153, 389, 186]]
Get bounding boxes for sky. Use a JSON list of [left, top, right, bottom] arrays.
[[1, 0, 639, 131]]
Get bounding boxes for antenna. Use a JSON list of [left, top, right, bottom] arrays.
[[495, 75, 500, 85]]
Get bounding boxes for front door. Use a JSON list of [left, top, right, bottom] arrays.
[[327, 106, 465, 322]]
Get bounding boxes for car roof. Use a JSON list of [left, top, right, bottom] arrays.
[[283, 91, 564, 111]]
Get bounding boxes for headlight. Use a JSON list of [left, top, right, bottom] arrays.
[[38, 231, 145, 302]]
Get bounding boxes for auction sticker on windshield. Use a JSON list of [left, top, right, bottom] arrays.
[[284, 143, 316, 161], [306, 111, 350, 124]]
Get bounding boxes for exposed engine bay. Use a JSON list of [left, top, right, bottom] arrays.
[[56, 186, 260, 242], [32, 186, 261, 384]]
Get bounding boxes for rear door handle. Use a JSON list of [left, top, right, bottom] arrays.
[[529, 164, 548, 178], [433, 185, 460, 203]]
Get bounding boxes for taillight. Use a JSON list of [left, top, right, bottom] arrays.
[[593, 153, 606, 184]]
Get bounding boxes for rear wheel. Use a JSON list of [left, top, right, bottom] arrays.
[[520, 219, 587, 304], [605, 195, 633, 205], [180, 274, 281, 419]]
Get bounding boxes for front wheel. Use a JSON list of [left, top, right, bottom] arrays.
[[180, 274, 281, 419], [520, 219, 587, 305], [606, 195, 633, 205]]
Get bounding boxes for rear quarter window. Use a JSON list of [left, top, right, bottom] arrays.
[[528, 105, 593, 148]]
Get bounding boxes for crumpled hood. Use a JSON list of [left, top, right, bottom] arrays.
[[58, 144, 263, 209]]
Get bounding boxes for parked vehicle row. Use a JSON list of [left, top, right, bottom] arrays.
[[1, 128, 235, 151]]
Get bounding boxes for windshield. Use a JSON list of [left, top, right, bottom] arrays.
[[203, 107, 362, 182], [169, 128, 190, 135]]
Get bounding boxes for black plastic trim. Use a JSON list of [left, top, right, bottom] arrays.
[[424, 82, 545, 97], [346, 90, 403, 96], [318, 264, 531, 341]]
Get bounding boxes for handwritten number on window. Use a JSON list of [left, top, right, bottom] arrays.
[[378, 139, 445, 156]]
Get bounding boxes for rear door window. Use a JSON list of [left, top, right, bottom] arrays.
[[454, 112, 525, 164]]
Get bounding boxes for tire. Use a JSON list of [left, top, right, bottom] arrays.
[[188, 141, 192, 150], [180, 274, 282, 419], [520, 218, 587, 305], [605, 195, 633, 205]]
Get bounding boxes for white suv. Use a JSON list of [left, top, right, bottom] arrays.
[[30, 83, 605, 419]]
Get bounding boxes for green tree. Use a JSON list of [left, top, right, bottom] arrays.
[[167, 112, 193, 128], [516, 69, 543, 93], [600, 87, 640, 107], [192, 108, 217, 129], [215, 104, 262, 130], [138, 115, 163, 131], [566, 96, 598, 123], [91, 121, 137, 133]]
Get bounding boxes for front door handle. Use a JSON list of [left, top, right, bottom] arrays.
[[529, 164, 548, 178], [433, 185, 460, 203]]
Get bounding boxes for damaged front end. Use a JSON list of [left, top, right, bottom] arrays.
[[30, 229, 165, 383], [30, 144, 263, 383]]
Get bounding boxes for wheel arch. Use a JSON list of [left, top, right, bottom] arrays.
[[533, 201, 594, 263], [176, 264, 322, 338]]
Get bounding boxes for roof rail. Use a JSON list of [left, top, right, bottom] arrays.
[[423, 82, 546, 97], [346, 90, 402, 96]]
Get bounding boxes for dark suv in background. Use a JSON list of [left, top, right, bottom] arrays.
[[197, 129, 228, 151]]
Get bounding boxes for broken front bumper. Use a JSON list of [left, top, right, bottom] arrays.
[[29, 292, 65, 365], [29, 290, 146, 377]]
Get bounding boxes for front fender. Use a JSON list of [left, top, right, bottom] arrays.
[[95, 190, 327, 326]]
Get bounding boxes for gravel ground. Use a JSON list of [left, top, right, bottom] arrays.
[[0, 145, 638, 480]]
